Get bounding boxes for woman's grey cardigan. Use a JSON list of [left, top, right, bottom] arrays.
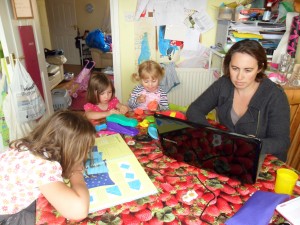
[[186, 76, 290, 162]]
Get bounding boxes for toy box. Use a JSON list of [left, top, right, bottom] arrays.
[[51, 88, 72, 111]]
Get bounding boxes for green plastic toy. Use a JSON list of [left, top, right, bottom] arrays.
[[106, 114, 138, 127]]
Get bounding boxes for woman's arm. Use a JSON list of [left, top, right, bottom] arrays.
[[260, 91, 290, 162], [186, 79, 223, 125], [39, 170, 89, 220]]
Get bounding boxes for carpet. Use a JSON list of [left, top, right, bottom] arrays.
[[69, 90, 87, 111]]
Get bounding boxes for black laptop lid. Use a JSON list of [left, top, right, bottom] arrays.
[[154, 113, 262, 184]]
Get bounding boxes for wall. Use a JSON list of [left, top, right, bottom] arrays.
[[75, 0, 110, 34], [118, 0, 231, 103], [37, 0, 52, 49], [38, 0, 109, 49]]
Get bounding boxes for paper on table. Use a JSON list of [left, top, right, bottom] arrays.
[[276, 196, 300, 225], [85, 134, 158, 213]]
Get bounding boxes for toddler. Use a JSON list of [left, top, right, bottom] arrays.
[[0, 110, 96, 223], [84, 73, 129, 123], [128, 60, 169, 111]]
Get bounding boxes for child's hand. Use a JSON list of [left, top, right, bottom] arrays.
[[137, 94, 146, 103], [109, 109, 121, 115], [119, 105, 129, 114]]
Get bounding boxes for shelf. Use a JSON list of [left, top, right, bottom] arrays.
[[79, 39, 92, 66], [49, 65, 64, 90]]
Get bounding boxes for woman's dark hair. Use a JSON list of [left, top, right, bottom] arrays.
[[223, 40, 268, 82], [86, 72, 115, 104]]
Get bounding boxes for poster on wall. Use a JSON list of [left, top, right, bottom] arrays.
[[156, 26, 183, 63], [134, 17, 156, 66]]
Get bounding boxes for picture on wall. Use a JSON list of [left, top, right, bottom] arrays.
[[156, 26, 183, 63], [134, 17, 156, 66]]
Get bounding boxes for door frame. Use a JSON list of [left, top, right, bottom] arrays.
[[110, 0, 122, 100], [0, 0, 53, 116]]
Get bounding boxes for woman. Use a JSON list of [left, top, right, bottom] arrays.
[[186, 40, 290, 162]]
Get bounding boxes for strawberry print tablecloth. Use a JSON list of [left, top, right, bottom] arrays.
[[36, 111, 300, 225]]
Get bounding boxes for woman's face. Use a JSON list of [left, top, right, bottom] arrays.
[[229, 52, 261, 90]]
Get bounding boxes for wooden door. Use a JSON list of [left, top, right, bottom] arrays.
[[45, 0, 80, 65]]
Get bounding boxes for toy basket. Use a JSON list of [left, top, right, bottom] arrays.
[[51, 88, 72, 111]]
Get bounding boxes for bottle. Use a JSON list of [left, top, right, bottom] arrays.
[[262, 2, 272, 22]]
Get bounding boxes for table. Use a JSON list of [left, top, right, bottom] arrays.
[[35, 111, 300, 225]]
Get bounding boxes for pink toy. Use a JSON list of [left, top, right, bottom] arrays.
[[68, 60, 95, 98], [97, 130, 117, 137]]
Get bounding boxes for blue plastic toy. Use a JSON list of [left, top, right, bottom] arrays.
[[95, 123, 107, 132], [148, 123, 158, 140]]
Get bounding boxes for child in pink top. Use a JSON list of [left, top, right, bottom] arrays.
[[84, 73, 129, 124], [0, 110, 96, 223]]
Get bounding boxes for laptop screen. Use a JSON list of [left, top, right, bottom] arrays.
[[154, 113, 262, 184]]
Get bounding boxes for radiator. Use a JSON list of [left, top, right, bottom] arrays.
[[167, 68, 216, 107]]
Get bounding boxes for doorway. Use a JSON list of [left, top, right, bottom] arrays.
[[39, 0, 122, 100], [45, 0, 80, 65]]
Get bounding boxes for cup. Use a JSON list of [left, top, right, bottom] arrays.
[[274, 168, 298, 195]]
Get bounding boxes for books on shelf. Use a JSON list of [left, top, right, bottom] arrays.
[[84, 134, 158, 213], [260, 31, 284, 40]]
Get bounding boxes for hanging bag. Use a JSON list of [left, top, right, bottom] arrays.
[[2, 59, 36, 141], [10, 60, 46, 123]]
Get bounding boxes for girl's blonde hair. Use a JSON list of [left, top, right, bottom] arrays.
[[10, 110, 96, 179], [86, 72, 115, 104], [132, 60, 165, 82]]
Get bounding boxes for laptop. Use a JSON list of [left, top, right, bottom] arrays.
[[154, 113, 264, 184]]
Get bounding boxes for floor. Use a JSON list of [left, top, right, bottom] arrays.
[[54, 64, 83, 90], [56, 64, 105, 90]]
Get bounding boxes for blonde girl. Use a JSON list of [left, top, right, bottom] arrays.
[[128, 60, 169, 111], [0, 110, 96, 223], [84, 73, 129, 123]]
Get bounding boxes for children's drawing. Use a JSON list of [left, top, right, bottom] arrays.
[[134, 17, 156, 66], [157, 26, 181, 63], [84, 134, 157, 213], [138, 33, 151, 64]]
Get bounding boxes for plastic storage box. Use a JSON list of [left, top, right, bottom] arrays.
[[51, 88, 72, 111]]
